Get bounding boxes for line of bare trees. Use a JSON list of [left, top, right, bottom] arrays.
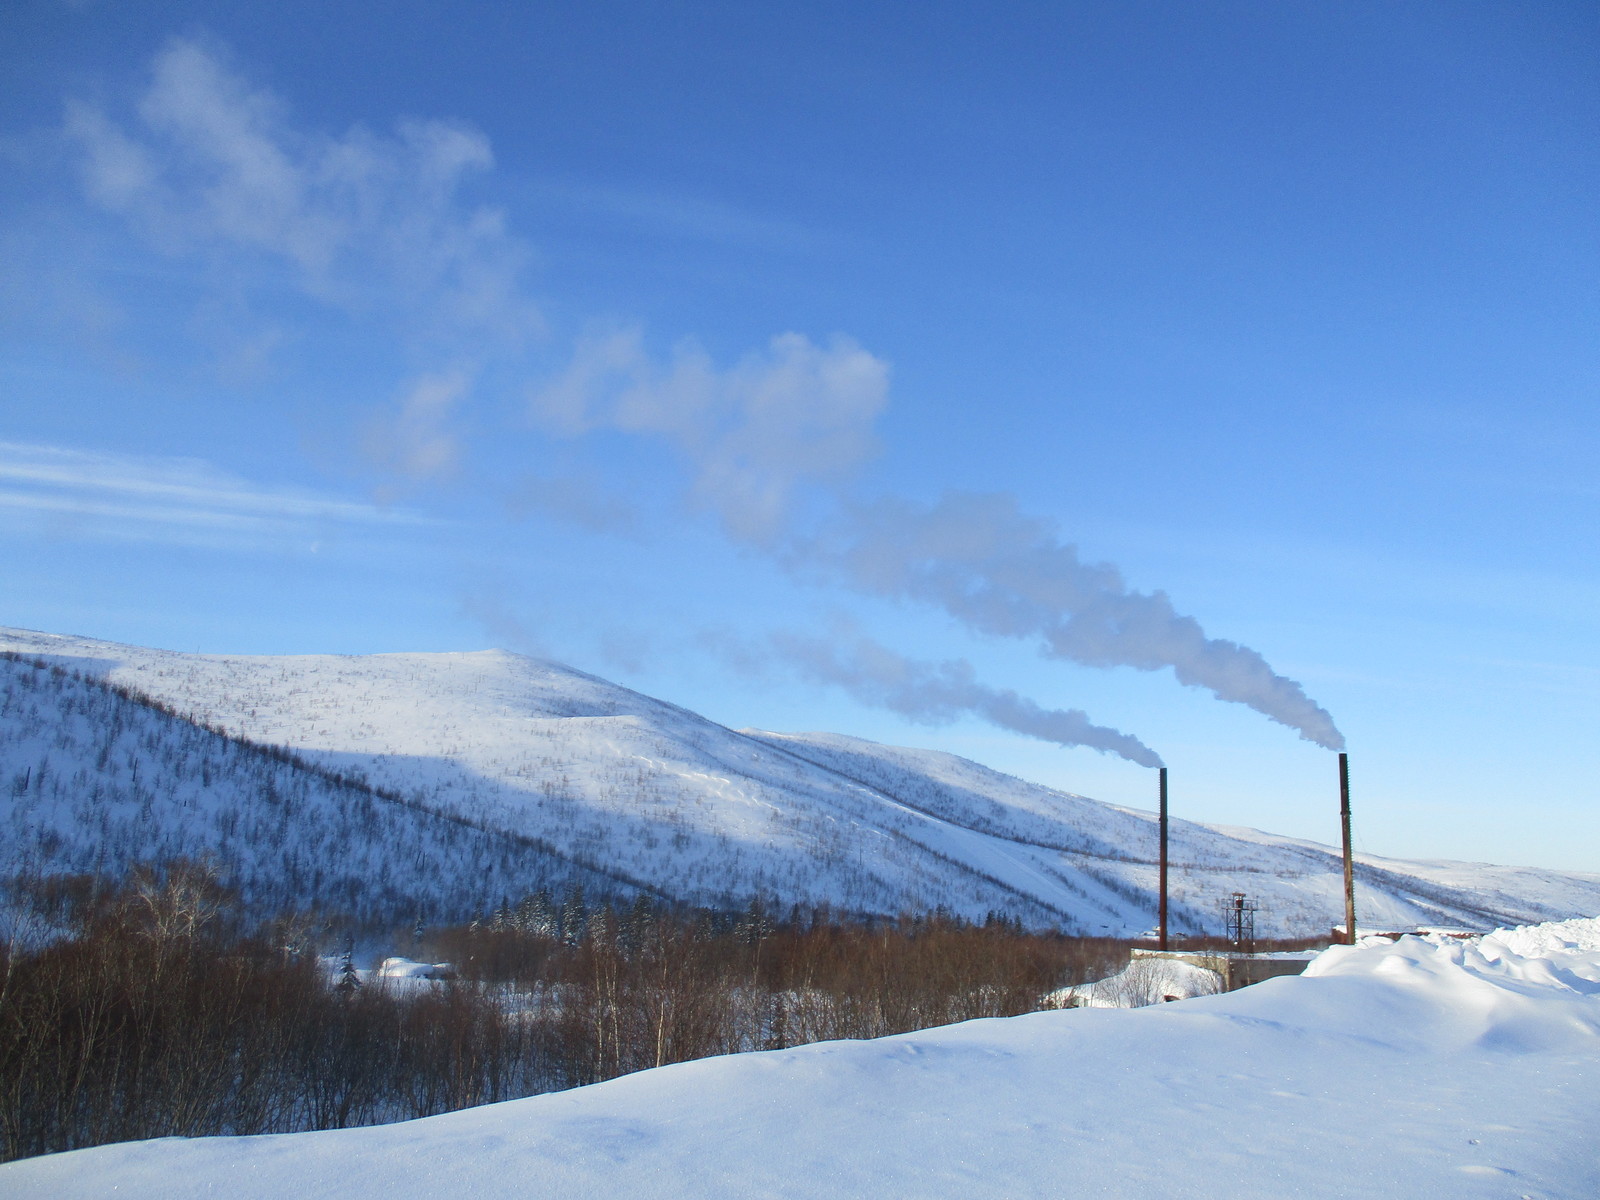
[[0, 864, 560, 1162], [0, 865, 1128, 1163], [436, 894, 1126, 1088]]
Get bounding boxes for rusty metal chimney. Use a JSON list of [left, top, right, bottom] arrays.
[[1339, 752, 1356, 944], [1158, 766, 1169, 951]]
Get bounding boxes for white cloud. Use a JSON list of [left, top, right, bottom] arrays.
[[531, 330, 889, 542], [365, 371, 471, 482], [60, 36, 547, 491], [0, 441, 430, 549], [63, 35, 539, 352]]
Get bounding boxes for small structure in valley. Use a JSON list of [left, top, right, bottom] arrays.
[[1225, 892, 1258, 954], [1127, 947, 1317, 994]]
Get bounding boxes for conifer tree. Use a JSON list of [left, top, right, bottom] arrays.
[[336, 936, 361, 995]]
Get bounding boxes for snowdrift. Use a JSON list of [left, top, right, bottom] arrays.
[[5, 918, 1597, 1199]]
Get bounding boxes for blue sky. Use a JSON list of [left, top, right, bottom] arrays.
[[2, 1, 1597, 872]]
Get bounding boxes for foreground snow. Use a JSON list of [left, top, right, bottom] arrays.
[[7, 919, 1598, 1199]]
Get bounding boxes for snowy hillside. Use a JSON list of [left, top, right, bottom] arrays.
[[7, 918, 1598, 1199], [0, 653, 636, 925], [4, 626, 1598, 934]]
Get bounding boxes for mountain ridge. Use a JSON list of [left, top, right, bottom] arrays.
[[3, 625, 1597, 935]]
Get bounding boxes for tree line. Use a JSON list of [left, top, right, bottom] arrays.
[[0, 863, 1127, 1162]]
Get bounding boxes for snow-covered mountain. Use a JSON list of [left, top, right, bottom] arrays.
[[3, 626, 1597, 935]]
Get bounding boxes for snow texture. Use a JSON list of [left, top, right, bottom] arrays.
[[5, 626, 1599, 934], [5, 919, 1597, 1199]]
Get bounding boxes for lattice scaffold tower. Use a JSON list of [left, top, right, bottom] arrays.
[[1225, 892, 1259, 955]]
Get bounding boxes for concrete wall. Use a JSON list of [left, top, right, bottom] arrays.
[[1130, 949, 1313, 992]]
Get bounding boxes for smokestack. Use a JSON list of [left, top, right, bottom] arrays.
[[1339, 752, 1355, 944], [1158, 767, 1169, 951]]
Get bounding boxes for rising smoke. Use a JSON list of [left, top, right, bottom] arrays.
[[772, 627, 1164, 767], [792, 492, 1345, 750], [525, 329, 1344, 753], [531, 335, 1341, 755]]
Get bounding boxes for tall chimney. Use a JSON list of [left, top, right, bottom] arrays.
[[1339, 752, 1356, 944], [1158, 766, 1169, 951]]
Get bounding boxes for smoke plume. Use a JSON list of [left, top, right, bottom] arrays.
[[532, 333, 1345, 753], [793, 492, 1345, 750], [772, 628, 1164, 768]]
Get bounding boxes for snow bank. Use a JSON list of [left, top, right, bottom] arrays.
[[1480, 914, 1600, 959], [1047, 955, 1223, 1008], [5, 916, 1597, 1199]]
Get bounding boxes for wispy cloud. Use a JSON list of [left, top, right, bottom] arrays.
[[61, 36, 543, 480], [363, 371, 472, 484], [531, 329, 888, 543], [64, 36, 540, 346], [0, 441, 431, 549]]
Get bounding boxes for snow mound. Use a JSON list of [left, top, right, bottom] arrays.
[[1480, 914, 1600, 959], [6, 915, 1597, 1199]]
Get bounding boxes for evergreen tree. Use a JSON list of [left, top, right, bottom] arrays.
[[531, 888, 556, 936], [336, 937, 361, 995], [622, 893, 655, 951]]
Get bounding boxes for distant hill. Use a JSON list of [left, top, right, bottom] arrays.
[[4, 626, 1597, 935]]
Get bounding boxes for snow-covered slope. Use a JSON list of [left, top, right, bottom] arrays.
[[0, 653, 635, 924], [4, 626, 1598, 934], [7, 918, 1598, 1199]]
